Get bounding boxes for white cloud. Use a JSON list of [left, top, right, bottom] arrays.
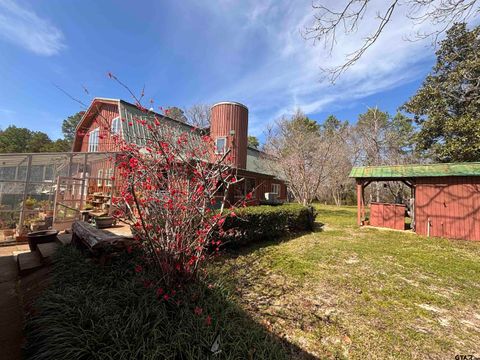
[[193, 0, 459, 135], [0, 0, 65, 55]]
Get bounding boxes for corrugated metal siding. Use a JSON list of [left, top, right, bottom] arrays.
[[370, 203, 405, 230], [415, 176, 480, 241], [211, 103, 248, 169]]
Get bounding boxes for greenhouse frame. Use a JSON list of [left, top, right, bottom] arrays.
[[0, 152, 118, 243]]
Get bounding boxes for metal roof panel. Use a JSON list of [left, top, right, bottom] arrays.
[[349, 162, 480, 178]]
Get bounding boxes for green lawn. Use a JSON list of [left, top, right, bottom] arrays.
[[210, 205, 480, 359]]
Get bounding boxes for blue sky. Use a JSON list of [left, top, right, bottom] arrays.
[[0, 0, 444, 142]]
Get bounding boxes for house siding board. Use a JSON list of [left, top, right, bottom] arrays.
[[76, 103, 120, 191], [74, 99, 287, 208], [235, 170, 287, 205], [79, 103, 120, 153], [211, 103, 248, 169], [370, 203, 405, 230], [415, 176, 480, 241]]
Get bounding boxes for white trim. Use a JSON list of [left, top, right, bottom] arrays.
[[105, 168, 113, 187], [215, 137, 227, 154], [97, 169, 103, 187], [272, 183, 280, 195], [88, 128, 99, 152], [211, 101, 248, 110], [111, 117, 121, 135]]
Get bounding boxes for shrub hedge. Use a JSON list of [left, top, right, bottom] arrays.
[[24, 247, 293, 360], [221, 204, 316, 246]]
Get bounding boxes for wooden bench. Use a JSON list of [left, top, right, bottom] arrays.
[[71, 221, 133, 254]]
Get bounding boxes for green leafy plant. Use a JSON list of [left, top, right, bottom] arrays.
[[24, 246, 291, 360], [220, 204, 316, 246], [24, 197, 37, 209]]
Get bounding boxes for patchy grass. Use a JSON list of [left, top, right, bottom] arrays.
[[210, 205, 480, 359]]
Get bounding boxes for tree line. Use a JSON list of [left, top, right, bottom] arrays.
[[0, 112, 84, 153]]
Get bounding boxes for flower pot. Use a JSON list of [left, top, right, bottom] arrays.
[[3, 229, 15, 240], [95, 216, 115, 229], [27, 230, 59, 251]]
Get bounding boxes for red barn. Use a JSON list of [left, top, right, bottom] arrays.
[[73, 98, 287, 206], [350, 163, 480, 241]]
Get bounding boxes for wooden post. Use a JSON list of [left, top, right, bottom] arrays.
[[108, 156, 117, 216], [53, 176, 61, 222], [356, 180, 363, 226], [18, 155, 33, 232], [79, 153, 88, 211]]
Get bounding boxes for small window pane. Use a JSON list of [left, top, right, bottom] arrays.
[[215, 138, 226, 154], [88, 128, 99, 152], [111, 118, 120, 135], [272, 183, 280, 194], [97, 169, 103, 187]]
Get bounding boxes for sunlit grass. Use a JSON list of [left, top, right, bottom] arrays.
[[211, 204, 480, 359]]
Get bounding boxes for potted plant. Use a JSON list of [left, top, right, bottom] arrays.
[[24, 197, 37, 210], [94, 215, 116, 229], [1, 220, 16, 240]]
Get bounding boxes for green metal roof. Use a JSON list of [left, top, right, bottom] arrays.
[[349, 162, 480, 179]]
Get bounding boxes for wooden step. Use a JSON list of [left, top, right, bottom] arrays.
[[56, 233, 72, 246], [17, 251, 42, 276], [37, 242, 59, 263]]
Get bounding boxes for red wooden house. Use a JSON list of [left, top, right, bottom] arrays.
[[73, 98, 287, 207], [350, 163, 480, 241]]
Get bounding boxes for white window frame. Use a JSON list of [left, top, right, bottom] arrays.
[[272, 183, 280, 195], [215, 137, 227, 154], [97, 169, 103, 187], [105, 168, 114, 187], [88, 128, 99, 152], [111, 117, 121, 135]]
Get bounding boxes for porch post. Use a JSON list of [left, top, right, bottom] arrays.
[[356, 180, 363, 226]]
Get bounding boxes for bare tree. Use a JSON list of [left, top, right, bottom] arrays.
[[317, 116, 357, 206], [305, 0, 479, 82], [185, 104, 211, 128], [353, 107, 417, 203], [264, 110, 336, 205]]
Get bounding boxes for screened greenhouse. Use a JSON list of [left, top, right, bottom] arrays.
[[0, 152, 119, 243]]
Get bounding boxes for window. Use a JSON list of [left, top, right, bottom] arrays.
[[97, 169, 103, 187], [111, 117, 121, 135], [88, 128, 99, 152], [215, 137, 226, 154], [245, 178, 256, 195], [272, 183, 280, 195], [105, 168, 114, 187], [234, 178, 245, 198]]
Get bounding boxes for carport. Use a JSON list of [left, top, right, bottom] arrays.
[[350, 162, 480, 241]]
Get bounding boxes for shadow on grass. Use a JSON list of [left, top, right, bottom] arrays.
[[24, 246, 318, 360], [221, 227, 319, 258]]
